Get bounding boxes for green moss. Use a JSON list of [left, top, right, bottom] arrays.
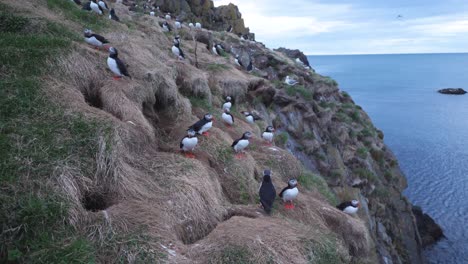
[[275, 132, 289, 146], [286, 85, 313, 100], [304, 234, 344, 264], [353, 168, 377, 182], [350, 110, 361, 123], [46, 0, 110, 30], [304, 132, 315, 140], [298, 172, 338, 205], [188, 96, 213, 112], [210, 246, 254, 264], [206, 63, 230, 72], [357, 147, 368, 159]]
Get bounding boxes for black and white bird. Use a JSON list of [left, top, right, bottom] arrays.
[[180, 129, 198, 158], [109, 8, 120, 21], [175, 20, 182, 29], [82, 1, 92, 10], [212, 43, 224, 56], [84, 29, 109, 50], [171, 42, 185, 60], [173, 35, 181, 45], [189, 114, 214, 136], [90, 0, 103, 15], [195, 22, 202, 29], [222, 108, 234, 126], [261, 126, 275, 145], [162, 21, 171, 32], [242, 111, 257, 124], [232, 131, 252, 158], [279, 179, 299, 209], [188, 22, 195, 28], [235, 55, 253, 72], [226, 25, 233, 33], [98, 0, 108, 11], [107, 47, 130, 79], [285, 76, 299, 86], [259, 169, 276, 214], [165, 13, 171, 20], [222, 96, 232, 110], [150, 11, 155, 16], [336, 200, 360, 215]]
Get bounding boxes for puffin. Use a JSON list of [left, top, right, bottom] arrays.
[[232, 131, 252, 158], [173, 35, 180, 45], [195, 22, 202, 29], [189, 114, 214, 136], [165, 13, 171, 20], [221, 108, 234, 126], [109, 8, 120, 21], [226, 25, 233, 33], [175, 20, 182, 29], [82, 1, 92, 10], [98, 0, 108, 11], [259, 169, 276, 214], [162, 21, 171, 32], [189, 23, 195, 28], [279, 179, 299, 209], [235, 55, 253, 72], [212, 44, 224, 56], [242, 111, 256, 124], [222, 96, 232, 110], [180, 129, 198, 158], [171, 42, 185, 60], [261, 126, 275, 145], [336, 200, 360, 215], [90, 0, 103, 15], [285, 76, 299, 86], [84, 29, 109, 50], [150, 11, 155, 16], [107, 47, 130, 80]]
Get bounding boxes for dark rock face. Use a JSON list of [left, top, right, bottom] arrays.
[[438, 88, 467, 95], [412, 206, 444, 247], [275, 47, 311, 67]]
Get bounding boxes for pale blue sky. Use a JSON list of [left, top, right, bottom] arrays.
[[214, 0, 468, 55]]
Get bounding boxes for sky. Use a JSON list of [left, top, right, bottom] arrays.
[[213, 0, 468, 55]]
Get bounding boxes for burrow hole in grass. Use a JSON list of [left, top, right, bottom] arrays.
[[81, 191, 116, 212], [81, 84, 103, 109]]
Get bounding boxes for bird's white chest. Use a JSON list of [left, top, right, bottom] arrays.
[[234, 139, 249, 152], [175, 21, 181, 28], [107, 58, 121, 76], [212, 47, 218, 55], [195, 23, 202, 28], [98, 1, 108, 10], [165, 15, 171, 19], [162, 25, 169, 32], [182, 137, 198, 151], [235, 59, 241, 67], [90, 3, 102, 14], [150, 11, 155, 16], [246, 115, 254, 123], [222, 102, 231, 110], [343, 206, 359, 215], [282, 187, 298, 201], [222, 113, 233, 125], [199, 121, 212, 133], [85, 36, 102, 47], [262, 132, 274, 142], [172, 46, 180, 56]]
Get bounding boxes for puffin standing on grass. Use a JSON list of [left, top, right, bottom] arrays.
[[175, 20, 182, 29], [259, 169, 276, 214], [107, 47, 130, 80], [261, 126, 275, 145], [242, 111, 257, 124], [232, 131, 252, 158], [173, 35, 181, 45], [98, 0, 109, 12], [172, 42, 185, 60], [235, 55, 253, 72], [180, 129, 198, 158], [212, 43, 224, 56], [279, 179, 299, 209], [84, 29, 109, 50], [222, 96, 232, 110], [90, 0, 104, 15], [189, 114, 214, 136], [221, 108, 234, 127], [109, 8, 120, 21], [337, 200, 360, 215]]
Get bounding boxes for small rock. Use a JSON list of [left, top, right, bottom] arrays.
[[437, 88, 467, 95], [412, 206, 444, 247]]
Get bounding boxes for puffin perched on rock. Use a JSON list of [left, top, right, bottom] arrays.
[[222, 96, 232, 110], [90, 0, 104, 15], [173, 35, 181, 45], [195, 22, 202, 29], [221, 108, 234, 127], [226, 25, 233, 32], [235, 55, 253, 72], [84, 29, 109, 50], [261, 126, 275, 145], [189, 114, 214, 136], [107, 47, 130, 80], [162, 21, 171, 32], [242, 111, 259, 124], [337, 200, 360, 215], [279, 179, 299, 209], [259, 169, 276, 214], [109, 8, 120, 21], [172, 42, 185, 60], [232, 131, 252, 158], [180, 129, 198, 158]]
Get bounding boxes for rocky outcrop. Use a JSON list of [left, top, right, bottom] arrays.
[[438, 88, 467, 95], [412, 206, 444, 247], [275, 47, 311, 68]]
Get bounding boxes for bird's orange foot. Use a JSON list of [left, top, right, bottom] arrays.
[[235, 153, 246, 159], [202, 132, 210, 136], [113, 76, 122, 80], [184, 153, 196, 159], [284, 203, 295, 209]]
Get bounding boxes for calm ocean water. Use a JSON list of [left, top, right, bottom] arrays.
[[309, 53, 468, 264]]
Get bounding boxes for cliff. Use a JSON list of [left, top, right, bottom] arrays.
[[0, 0, 430, 263]]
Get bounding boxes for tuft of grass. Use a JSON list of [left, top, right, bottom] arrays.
[[188, 96, 213, 112], [298, 172, 338, 205], [285, 85, 313, 100], [210, 246, 254, 264], [350, 110, 361, 123], [46, 0, 110, 30], [304, 132, 315, 140], [304, 234, 344, 264], [206, 63, 230, 72], [357, 147, 368, 159], [275, 132, 289, 146], [353, 168, 378, 182], [341, 91, 350, 98], [215, 146, 233, 163]]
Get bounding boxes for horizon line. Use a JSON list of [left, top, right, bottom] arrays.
[[306, 52, 468, 56]]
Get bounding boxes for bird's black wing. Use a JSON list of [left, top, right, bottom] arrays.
[[102, 1, 109, 9], [82, 2, 91, 10], [190, 119, 206, 133], [98, 4, 104, 13], [228, 113, 234, 123], [91, 34, 109, 44], [112, 14, 120, 21], [231, 138, 240, 148], [116, 58, 130, 77], [336, 201, 352, 211], [180, 137, 185, 149], [238, 59, 244, 68], [279, 186, 289, 198], [178, 47, 185, 58], [246, 61, 253, 72], [259, 182, 276, 214]]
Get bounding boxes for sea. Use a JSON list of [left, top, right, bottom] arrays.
[[308, 53, 468, 264]]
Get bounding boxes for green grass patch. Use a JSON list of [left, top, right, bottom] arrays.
[[285, 85, 313, 100], [210, 246, 254, 264], [275, 132, 289, 146], [215, 146, 233, 163], [304, 132, 315, 140], [304, 234, 344, 264], [353, 168, 378, 182], [298, 172, 338, 205], [188, 96, 213, 112], [350, 110, 361, 123], [357, 147, 368, 159], [46, 0, 110, 31], [206, 63, 230, 72]]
